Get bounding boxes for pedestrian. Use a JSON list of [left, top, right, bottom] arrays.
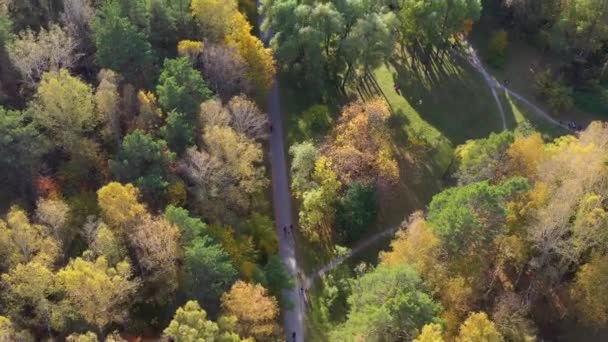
[[269, 124, 273, 133], [283, 226, 287, 235], [393, 82, 401, 95], [292, 332, 296, 341], [290, 224, 294, 232]]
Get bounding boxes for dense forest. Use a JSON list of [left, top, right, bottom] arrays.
[[1, 0, 608, 341]]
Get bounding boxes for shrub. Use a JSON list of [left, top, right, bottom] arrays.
[[297, 104, 333, 141], [534, 69, 574, 112]]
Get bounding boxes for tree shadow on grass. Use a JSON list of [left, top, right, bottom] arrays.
[[389, 52, 506, 146]]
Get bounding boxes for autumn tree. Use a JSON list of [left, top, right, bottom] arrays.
[[97, 182, 146, 228], [89, 222, 128, 266], [456, 312, 503, 342], [0, 316, 33, 341], [8, 24, 79, 87], [191, 0, 237, 41], [1, 262, 60, 332], [35, 197, 73, 257], [164, 301, 245, 341], [227, 95, 269, 141], [325, 99, 398, 185], [61, 0, 94, 52], [0, 207, 59, 271], [95, 69, 122, 145], [129, 216, 180, 301], [570, 253, 608, 327], [454, 131, 514, 185], [29, 69, 96, 152], [414, 323, 445, 342], [200, 43, 252, 100], [56, 257, 138, 337], [299, 156, 341, 242], [180, 126, 267, 215], [221, 281, 282, 341]]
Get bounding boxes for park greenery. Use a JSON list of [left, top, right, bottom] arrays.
[[1, 0, 608, 341]]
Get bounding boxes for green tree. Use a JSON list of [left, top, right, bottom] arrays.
[[427, 177, 530, 256], [336, 182, 377, 244], [147, 0, 177, 55], [161, 110, 196, 155], [110, 131, 176, 203], [29, 69, 96, 151], [0, 107, 46, 200], [245, 213, 277, 256], [164, 205, 208, 245], [259, 255, 294, 307], [92, 0, 153, 80], [297, 105, 333, 141], [289, 141, 320, 198], [332, 265, 441, 342], [156, 57, 211, 117], [183, 236, 238, 309], [556, 0, 608, 60]]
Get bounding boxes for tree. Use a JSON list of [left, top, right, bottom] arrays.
[[156, 57, 211, 117], [414, 324, 445, 342], [225, 11, 275, 96], [92, 0, 153, 80], [191, 0, 238, 41], [200, 43, 252, 101], [161, 110, 196, 155], [35, 197, 73, 255], [325, 99, 398, 185], [7, 24, 79, 87], [61, 0, 94, 52], [1, 262, 59, 332], [506, 132, 545, 179], [110, 131, 176, 203], [335, 182, 377, 244], [380, 212, 442, 282], [260, 255, 294, 307], [0, 207, 59, 271], [147, 0, 177, 55], [227, 95, 269, 141], [556, 0, 608, 60], [56, 257, 138, 336], [299, 156, 341, 242], [29, 69, 96, 151], [0, 316, 33, 341], [289, 141, 320, 198], [427, 177, 530, 257], [297, 105, 333, 141], [183, 236, 238, 308], [0, 107, 46, 198], [164, 301, 220, 341], [164, 301, 246, 342], [221, 281, 282, 341], [89, 222, 128, 266], [66, 332, 100, 342], [245, 213, 277, 256], [97, 182, 146, 228], [332, 265, 441, 342], [164, 205, 208, 245], [130, 216, 180, 301], [262, 0, 397, 89], [570, 253, 608, 327], [454, 131, 514, 185], [180, 126, 267, 214], [456, 312, 503, 342], [95, 69, 122, 144]]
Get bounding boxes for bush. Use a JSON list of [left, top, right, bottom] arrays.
[[573, 88, 608, 116], [297, 104, 333, 140], [487, 30, 508, 68], [336, 182, 377, 244], [534, 69, 574, 112]]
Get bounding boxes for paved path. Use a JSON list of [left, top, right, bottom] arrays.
[[462, 42, 567, 130], [305, 224, 402, 286], [258, 6, 305, 341]]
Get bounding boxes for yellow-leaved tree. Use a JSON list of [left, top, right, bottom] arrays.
[[97, 182, 146, 229], [221, 281, 282, 341]]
